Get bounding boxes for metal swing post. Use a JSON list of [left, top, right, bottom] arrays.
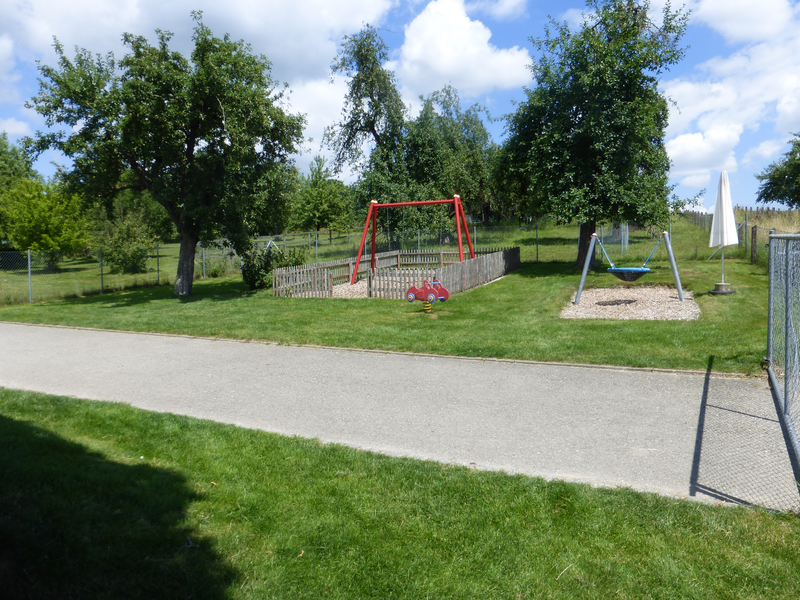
[[455, 195, 475, 259], [371, 204, 378, 272], [350, 201, 376, 285], [574, 234, 598, 305], [663, 231, 685, 302], [454, 196, 465, 261]]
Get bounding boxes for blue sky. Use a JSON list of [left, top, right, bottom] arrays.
[[1, 0, 799, 211]]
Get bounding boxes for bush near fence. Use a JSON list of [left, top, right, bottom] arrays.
[[272, 247, 520, 299]]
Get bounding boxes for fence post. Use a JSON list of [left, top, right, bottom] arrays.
[[767, 234, 775, 367], [156, 243, 160, 284], [784, 237, 792, 414], [751, 226, 758, 264], [744, 212, 748, 255], [99, 247, 104, 293], [27, 249, 32, 303]]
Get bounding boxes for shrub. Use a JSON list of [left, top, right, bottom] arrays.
[[99, 215, 155, 274], [241, 245, 306, 290]]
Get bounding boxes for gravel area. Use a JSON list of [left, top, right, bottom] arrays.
[[331, 279, 369, 298], [561, 286, 700, 321]]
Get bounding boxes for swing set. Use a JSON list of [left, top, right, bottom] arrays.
[[349, 195, 475, 285], [573, 231, 685, 305]]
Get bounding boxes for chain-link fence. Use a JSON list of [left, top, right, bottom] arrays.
[[0, 243, 241, 305], [767, 233, 800, 468]]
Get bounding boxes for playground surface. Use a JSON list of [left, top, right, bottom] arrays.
[[1, 321, 798, 511]]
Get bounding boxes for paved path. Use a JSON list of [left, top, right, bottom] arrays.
[[1, 322, 798, 511]]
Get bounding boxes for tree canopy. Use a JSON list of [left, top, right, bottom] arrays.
[[325, 27, 498, 233], [500, 0, 688, 265], [290, 156, 351, 234], [1, 133, 38, 243], [25, 13, 305, 295], [1, 179, 90, 254], [324, 25, 406, 174], [756, 134, 800, 209]]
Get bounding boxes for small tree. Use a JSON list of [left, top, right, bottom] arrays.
[[97, 213, 156, 274], [501, 0, 688, 266], [1, 133, 37, 243], [1, 179, 90, 255], [290, 156, 349, 236], [756, 134, 800, 209], [25, 14, 304, 295]]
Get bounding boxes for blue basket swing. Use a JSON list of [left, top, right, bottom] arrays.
[[597, 235, 662, 282]]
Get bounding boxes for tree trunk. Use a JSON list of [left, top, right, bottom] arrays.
[[574, 220, 597, 270], [174, 231, 200, 296]]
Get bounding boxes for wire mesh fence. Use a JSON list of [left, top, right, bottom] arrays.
[[767, 233, 800, 469], [0, 243, 241, 305], [3, 211, 794, 305]]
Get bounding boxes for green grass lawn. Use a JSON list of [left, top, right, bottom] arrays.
[[2, 389, 797, 600], [0, 254, 769, 373]]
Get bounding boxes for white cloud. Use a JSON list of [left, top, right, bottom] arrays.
[[0, 35, 21, 104], [0, 118, 32, 136], [742, 138, 790, 167], [466, 0, 527, 20], [390, 0, 530, 98], [663, 4, 800, 190], [691, 0, 795, 44], [1, 0, 395, 82], [666, 125, 741, 187]]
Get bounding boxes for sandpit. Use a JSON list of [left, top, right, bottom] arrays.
[[561, 286, 700, 321]]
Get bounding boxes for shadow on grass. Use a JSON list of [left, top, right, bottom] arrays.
[[0, 415, 235, 599], [515, 261, 583, 279], [47, 278, 252, 309]]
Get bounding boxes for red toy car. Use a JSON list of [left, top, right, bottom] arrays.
[[406, 279, 449, 303]]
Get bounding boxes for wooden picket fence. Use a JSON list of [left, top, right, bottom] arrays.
[[368, 247, 521, 299], [273, 247, 520, 298]]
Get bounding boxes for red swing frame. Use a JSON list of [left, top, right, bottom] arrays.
[[350, 195, 475, 285]]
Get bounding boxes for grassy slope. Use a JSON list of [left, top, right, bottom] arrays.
[[2, 389, 798, 600], [0, 257, 768, 373]]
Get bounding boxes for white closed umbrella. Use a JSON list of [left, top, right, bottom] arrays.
[[709, 171, 738, 293]]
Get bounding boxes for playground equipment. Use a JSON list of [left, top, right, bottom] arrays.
[[406, 279, 449, 304], [573, 231, 685, 305], [350, 195, 475, 285]]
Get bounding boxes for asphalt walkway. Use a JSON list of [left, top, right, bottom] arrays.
[[1, 321, 798, 511]]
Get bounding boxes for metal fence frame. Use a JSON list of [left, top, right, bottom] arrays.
[[767, 233, 800, 465]]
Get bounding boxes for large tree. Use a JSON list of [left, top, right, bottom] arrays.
[[25, 13, 305, 295], [756, 134, 800, 209], [405, 86, 496, 220], [501, 0, 688, 266], [324, 25, 413, 214], [324, 25, 406, 174]]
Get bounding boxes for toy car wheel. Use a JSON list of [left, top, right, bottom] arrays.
[[407, 292, 415, 303], [426, 292, 437, 303]]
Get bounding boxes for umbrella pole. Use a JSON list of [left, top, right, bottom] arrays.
[[721, 247, 725, 284]]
